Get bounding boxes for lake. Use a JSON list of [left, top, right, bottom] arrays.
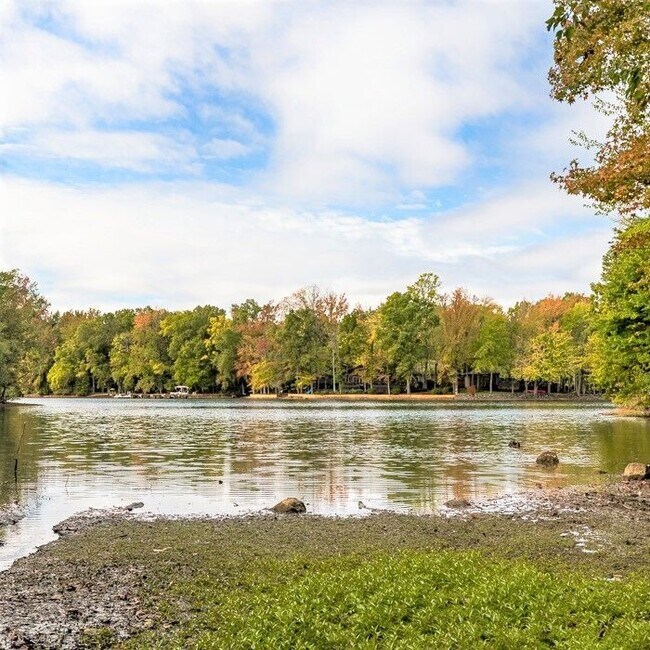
[[1, 398, 649, 570]]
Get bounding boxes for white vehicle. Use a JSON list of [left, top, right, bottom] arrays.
[[169, 385, 190, 399]]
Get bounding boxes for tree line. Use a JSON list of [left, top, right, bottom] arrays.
[[0, 269, 630, 400]]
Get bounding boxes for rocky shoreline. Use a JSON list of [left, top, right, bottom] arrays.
[[1, 479, 648, 648]]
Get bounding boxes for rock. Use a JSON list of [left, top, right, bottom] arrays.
[[270, 497, 306, 514], [623, 463, 650, 480], [445, 498, 471, 508], [508, 440, 521, 448], [125, 502, 144, 511], [536, 451, 559, 467]]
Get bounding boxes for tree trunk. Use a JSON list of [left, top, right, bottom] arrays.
[[489, 372, 493, 393], [331, 349, 336, 393], [533, 380, 538, 396], [406, 376, 411, 394], [387, 376, 391, 395]]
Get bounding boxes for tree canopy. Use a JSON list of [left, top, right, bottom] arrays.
[[547, 0, 650, 220]]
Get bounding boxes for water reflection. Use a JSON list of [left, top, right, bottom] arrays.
[[1, 398, 649, 569]]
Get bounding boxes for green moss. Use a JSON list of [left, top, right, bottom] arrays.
[[79, 627, 117, 649]]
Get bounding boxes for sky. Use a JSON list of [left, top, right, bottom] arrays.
[[0, 0, 614, 313]]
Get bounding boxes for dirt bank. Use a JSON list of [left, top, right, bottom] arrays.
[[0, 479, 648, 648]]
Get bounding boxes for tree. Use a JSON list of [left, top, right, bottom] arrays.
[[549, 1, 650, 407], [321, 292, 349, 393], [375, 274, 441, 394], [548, 0, 650, 220], [110, 308, 170, 393], [473, 305, 511, 392], [523, 325, 578, 393], [0, 270, 50, 401], [439, 289, 481, 394], [590, 219, 650, 408], [233, 302, 279, 393], [206, 313, 241, 392], [162, 306, 223, 391], [278, 307, 328, 392]]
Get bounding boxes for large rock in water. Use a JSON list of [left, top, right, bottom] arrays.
[[536, 451, 559, 467], [623, 463, 650, 480], [270, 497, 306, 514]]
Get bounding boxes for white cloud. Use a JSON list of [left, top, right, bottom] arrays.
[[11, 129, 198, 172], [1, 1, 551, 201], [0, 176, 611, 312], [202, 138, 251, 160]]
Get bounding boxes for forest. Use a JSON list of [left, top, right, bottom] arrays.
[[1, 261, 647, 406]]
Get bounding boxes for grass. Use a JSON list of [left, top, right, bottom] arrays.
[[127, 550, 650, 649]]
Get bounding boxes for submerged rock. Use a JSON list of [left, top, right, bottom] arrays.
[[125, 502, 144, 511], [623, 463, 649, 480], [536, 451, 559, 467], [508, 440, 521, 449], [270, 497, 306, 514]]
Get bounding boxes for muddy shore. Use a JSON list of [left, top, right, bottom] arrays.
[[1, 479, 648, 648]]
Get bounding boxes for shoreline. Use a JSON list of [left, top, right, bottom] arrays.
[[11, 392, 610, 404], [1, 479, 648, 648]]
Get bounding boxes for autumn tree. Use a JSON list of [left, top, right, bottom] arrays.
[[439, 289, 481, 394], [548, 0, 650, 220]]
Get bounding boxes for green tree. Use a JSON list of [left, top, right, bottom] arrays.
[[49, 310, 134, 395], [278, 307, 328, 392], [590, 219, 650, 408], [374, 274, 441, 394], [473, 305, 511, 392], [162, 306, 223, 391], [523, 325, 578, 394], [110, 308, 170, 393], [206, 313, 241, 392], [0, 270, 50, 401]]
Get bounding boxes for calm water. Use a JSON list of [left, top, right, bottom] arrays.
[[1, 398, 649, 570]]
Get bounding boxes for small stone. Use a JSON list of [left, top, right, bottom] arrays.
[[536, 451, 559, 467], [623, 463, 649, 480], [508, 440, 521, 448], [270, 497, 306, 514], [444, 498, 471, 508], [125, 501, 144, 511]]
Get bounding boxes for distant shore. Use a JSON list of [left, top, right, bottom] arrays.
[[13, 392, 609, 403]]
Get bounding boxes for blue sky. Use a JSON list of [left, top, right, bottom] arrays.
[[0, 0, 613, 311]]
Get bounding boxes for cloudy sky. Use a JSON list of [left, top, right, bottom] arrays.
[[0, 0, 613, 312]]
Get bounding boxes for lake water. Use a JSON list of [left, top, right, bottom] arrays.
[[1, 398, 649, 570]]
